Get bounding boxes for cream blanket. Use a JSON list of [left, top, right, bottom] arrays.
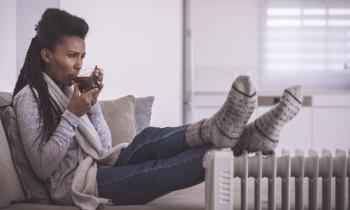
[[43, 73, 129, 209]]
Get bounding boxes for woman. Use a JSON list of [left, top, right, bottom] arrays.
[[13, 8, 302, 209]]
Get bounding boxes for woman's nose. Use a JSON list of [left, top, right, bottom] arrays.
[[75, 59, 83, 70]]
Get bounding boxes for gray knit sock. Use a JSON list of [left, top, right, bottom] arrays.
[[186, 75, 257, 148], [233, 85, 303, 155]]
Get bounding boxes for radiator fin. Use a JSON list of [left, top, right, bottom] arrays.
[[204, 148, 350, 210]]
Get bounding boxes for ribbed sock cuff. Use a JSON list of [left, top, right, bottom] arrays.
[[185, 119, 206, 147]]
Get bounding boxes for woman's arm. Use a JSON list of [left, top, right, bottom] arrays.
[[87, 102, 112, 149], [13, 86, 79, 180]]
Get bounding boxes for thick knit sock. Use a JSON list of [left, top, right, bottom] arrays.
[[186, 75, 257, 148], [233, 85, 303, 155]]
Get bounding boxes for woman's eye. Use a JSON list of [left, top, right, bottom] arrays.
[[68, 54, 76, 58]]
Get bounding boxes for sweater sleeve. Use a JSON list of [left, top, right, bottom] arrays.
[[87, 102, 112, 149], [13, 87, 79, 180]]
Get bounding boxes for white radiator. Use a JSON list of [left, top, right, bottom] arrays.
[[203, 148, 350, 210]]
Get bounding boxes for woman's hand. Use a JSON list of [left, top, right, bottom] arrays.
[[67, 84, 98, 117], [90, 67, 104, 105]]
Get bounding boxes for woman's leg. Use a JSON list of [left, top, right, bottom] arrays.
[[116, 125, 193, 166], [116, 75, 256, 167], [97, 145, 211, 205]]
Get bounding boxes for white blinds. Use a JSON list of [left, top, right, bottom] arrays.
[[261, 0, 350, 90]]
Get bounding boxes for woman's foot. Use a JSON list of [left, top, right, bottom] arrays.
[[233, 85, 303, 155], [186, 75, 257, 148]]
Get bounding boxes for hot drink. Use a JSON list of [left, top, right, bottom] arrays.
[[74, 75, 99, 93], [74, 66, 103, 92]]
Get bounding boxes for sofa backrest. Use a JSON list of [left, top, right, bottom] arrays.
[[0, 91, 154, 207], [2, 106, 53, 203], [0, 92, 25, 208]]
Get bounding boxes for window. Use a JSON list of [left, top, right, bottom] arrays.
[[261, 0, 350, 90]]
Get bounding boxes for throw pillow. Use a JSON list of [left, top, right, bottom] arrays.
[[0, 116, 25, 208], [99, 95, 137, 146], [135, 96, 154, 133], [1, 106, 52, 203]]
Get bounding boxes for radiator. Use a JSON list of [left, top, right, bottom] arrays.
[[203, 148, 350, 210]]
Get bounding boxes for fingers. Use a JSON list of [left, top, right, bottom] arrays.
[[83, 87, 99, 98], [93, 66, 104, 82], [96, 80, 104, 90], [95, 71, 103, 82], [79, 88, 98, 105], [73, 83, 80, 97]]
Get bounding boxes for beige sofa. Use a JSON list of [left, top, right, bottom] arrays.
[[0, 92, 206, 210], [1, 91, 318, 210]]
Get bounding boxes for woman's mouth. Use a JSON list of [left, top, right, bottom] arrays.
[[68, 77, 77, 86], [69, 75, 78, 81]]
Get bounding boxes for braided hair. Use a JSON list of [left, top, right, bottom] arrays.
[[13, 8, 89, 148]]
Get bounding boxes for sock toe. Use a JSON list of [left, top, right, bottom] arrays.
[[284, 85, 303, 103], [232, 75, 256, 97]]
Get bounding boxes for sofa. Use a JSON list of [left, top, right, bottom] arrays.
[[0, 92, 206, 210], [1, 91, 325, 210]]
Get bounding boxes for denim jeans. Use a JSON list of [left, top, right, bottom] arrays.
[[96, 125, 212, 205]]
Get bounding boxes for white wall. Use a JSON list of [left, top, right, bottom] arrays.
[[16, 0, 58, 75], [0, 0, 16, 92], [0, 0, 58, 92], [60, 0, 183, 127], [0, 0, 183, 126], [189, 0, 261, 92]]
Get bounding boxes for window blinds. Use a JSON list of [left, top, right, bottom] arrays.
[[261, 0, 350, 90]]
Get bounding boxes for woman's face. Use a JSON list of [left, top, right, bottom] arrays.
[[42, 36, 86, 87]]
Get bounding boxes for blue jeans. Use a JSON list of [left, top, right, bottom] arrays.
[[96, 125, 212, 205]]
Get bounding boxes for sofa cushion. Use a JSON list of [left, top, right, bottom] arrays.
[[0, 91, 12, 114], [0, 110, 25, 208], [99, 95, 138, 146], [6, 183, 205, 210], [1, 106, 52, 203], [135, 96, 154, 133]]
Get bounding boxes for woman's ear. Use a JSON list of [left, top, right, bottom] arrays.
[[41, 48, 51, 64]]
